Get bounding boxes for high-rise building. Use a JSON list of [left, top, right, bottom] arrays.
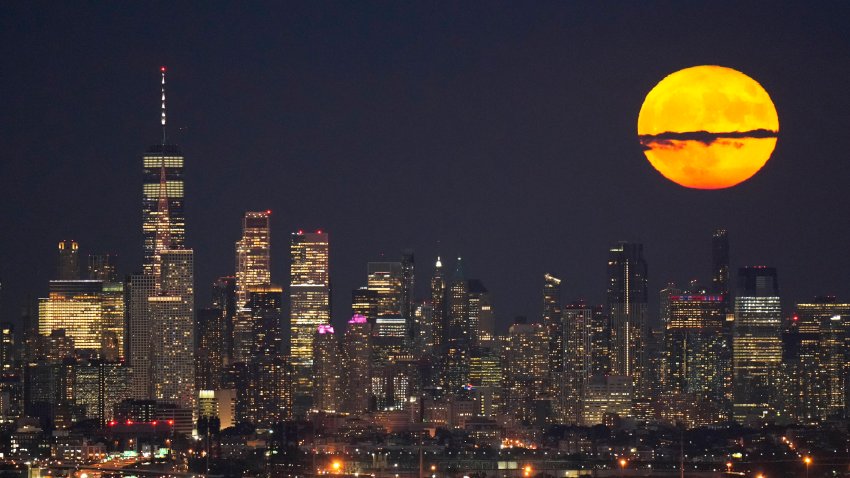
[[662, 293, 728, 426], [783, 298, 850, 423], [468, 346, 502, 418], [441, 259, 471, 393], [367, 262, 403, 319], [590, 305, 611, 375], [195, 308, 224, 392], [142, 68, 185, 279], [312, 325, 340, 413], [341, 314, 372, 414], [581, 375, 632, 426], [606, 242, 648, 416], [733, 266, 781, 424], [38, 280, 104, 353], [240, 284, 291, 426], [57, 240, 80, 280], [87, 253, 118, 282], [712, 229, 731, 313], [467, 280, 491, 344], [235, 211, 272, 307], [351, 287, 377, 323], [212, 277, 237, 366], [542, 273, 563, 411], [430, 257, 447, 350], [401, 251, 415, 342], [128, 274, 156, 399], [289, 231, 330, 414], [503, 320, 549, 423], [562, 301, 593, 425], [150, 249, 195, 411]]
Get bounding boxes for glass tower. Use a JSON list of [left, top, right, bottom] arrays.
[[289, 231, 330, 414]]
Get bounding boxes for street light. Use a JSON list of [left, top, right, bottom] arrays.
[[725, 462, 732, 473], [804, 456, 812, 478], [523, 465, 532, 477], [618, 458, 627, 478]]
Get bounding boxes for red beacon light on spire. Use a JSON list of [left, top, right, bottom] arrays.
[[160, 66, 166, 72]]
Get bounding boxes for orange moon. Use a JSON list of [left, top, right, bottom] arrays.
[[638, 65, 779, 189]]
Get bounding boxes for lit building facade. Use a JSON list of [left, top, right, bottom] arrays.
[[142, 144, 185, 278], [733, 266, 781, 424], [38, 280, 104, 353], [150, 249, 195, 411], [289, 231, 330, 414], [312, 325, 340, 413], [503, 321, 549, 422], [562, 301, 593, 425], [342, 314, 372, 415], [606, 242, 648, 416], [235, 211, 271, 307], [662, 293, 728, 426]]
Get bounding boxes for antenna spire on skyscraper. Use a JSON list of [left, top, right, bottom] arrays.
[[160, 66, 167, 144]]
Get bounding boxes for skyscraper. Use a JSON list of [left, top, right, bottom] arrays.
[[142, 68, 185, 279], [562, 301, 593, 425], [312, 325, 340, 413], [212, 277, 237, 366], [235, 211, 272, 307], [342, 314, 372, 415], [57, 240, 80, 280], [606, 242, 648, 415], [447, 258, 470, 342], [240, 284, 291, 425], [401, 250, 415, 343], [662, 292, 728, 426], [87, 253, 118, 282], [150, 249, 195, 410], [289, 231, 330, 414], [711, 229, 730, 313], [430, 257, 447, 350], [128, 274, 156, 399], [367, 262, 403, 320], [38, 280, 104, 353], [503, 320, 549, 423], [783, 298, 850, 423], [733, 266, 781, 424], [542, 273, 563, 411], [467, 279, 491, 344], [195, 307, 224, 392]]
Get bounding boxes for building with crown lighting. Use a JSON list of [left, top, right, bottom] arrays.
[[312, 324, 340, 413]]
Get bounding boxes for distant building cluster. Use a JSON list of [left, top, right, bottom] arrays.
[[1, 70, 848, 476]]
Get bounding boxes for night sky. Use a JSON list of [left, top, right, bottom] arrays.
[[3, 2, 850, 331]]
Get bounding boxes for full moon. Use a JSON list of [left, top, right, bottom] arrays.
[[638, 65, 779, 189]]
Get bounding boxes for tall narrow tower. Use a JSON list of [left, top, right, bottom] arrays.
[[289, 230, 330, 416], [142, 67, 185, 278], [235, 211, 272, 306], [712, 229, 730, 313], [606, 242, 649, 414]]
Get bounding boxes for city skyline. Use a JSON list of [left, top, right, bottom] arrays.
[[3, 4, 850, 330]]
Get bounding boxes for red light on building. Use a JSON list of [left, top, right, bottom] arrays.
[[151, 420, 158, 426], [266, 210, 272, 215], [126, 420, 134, 425], [167, 420, 174, 426], [160, 66, 166, 72], [109, 420, 117, 427]]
